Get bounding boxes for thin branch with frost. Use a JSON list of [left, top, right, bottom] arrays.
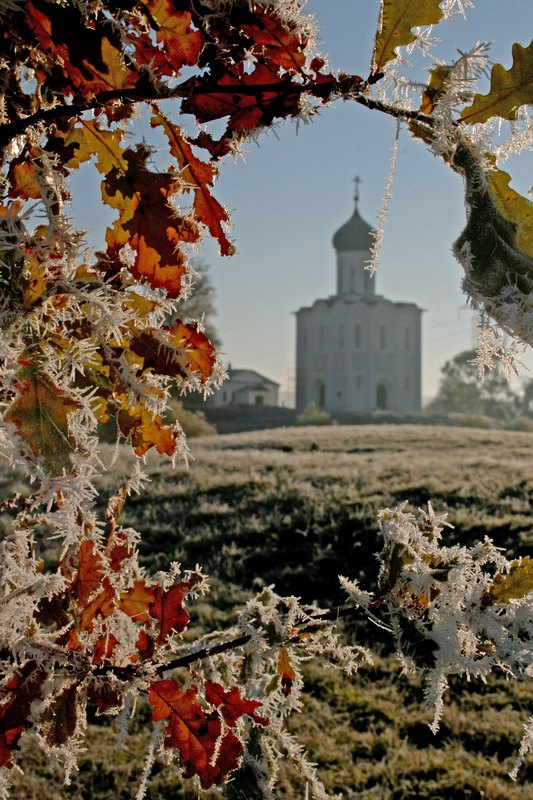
[[365, 120, 400, 276]]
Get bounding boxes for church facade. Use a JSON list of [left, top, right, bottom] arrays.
[[295, 189, 423, 413]]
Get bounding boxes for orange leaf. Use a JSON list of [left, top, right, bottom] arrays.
[[92, 633, 119, 664], [141, 0, 202, 73], [75, 540, 104, 606], [8, 158, 42, 200], [150, 584, 190, 645], [117, 402, 178, 457], [119, 580, 155, 623], [80, 578, 116, 631], [102, 146, 190, 296], [151, 114, 234, 256], [277, 647, 296, 696], [148, 680, 243, 789]]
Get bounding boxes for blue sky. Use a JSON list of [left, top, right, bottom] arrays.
[[71, 1, 533, 404]]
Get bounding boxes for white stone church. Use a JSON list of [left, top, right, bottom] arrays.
[[295, 184, 423, 413]]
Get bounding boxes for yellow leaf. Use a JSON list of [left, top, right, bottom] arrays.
[[4, 361, 82, 476], [418, 64, 453, 115], [460, 39, 533, 124], [61, 119, 128, 175], [372, 0, 444, 73], [486, 158, 533, 258], [488, 556, 533, 604]]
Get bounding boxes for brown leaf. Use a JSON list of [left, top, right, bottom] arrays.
[[40, 683, 78, 746]]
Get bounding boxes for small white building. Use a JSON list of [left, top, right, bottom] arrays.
[[208, 368, 279, 407], [295, 186, 423, 413]]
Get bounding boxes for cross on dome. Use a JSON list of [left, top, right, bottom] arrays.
[[353, 175, 362, 209]]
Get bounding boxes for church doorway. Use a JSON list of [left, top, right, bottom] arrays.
[[376, 383, 387, 410]]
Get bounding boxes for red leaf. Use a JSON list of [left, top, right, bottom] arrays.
[[150, 584, 191, 645], [148, 680, 243, 789], [241, 9, 308, 73], [92, 633, 119, 664], [0, 662, 46, 767], [149, 572, 203, 645], [181, 61, 301, 137], [134, 629, 155, 662], [204, 681, 268, 727]]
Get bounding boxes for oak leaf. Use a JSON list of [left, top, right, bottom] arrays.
[[460, 39, 533, 125], [4, 361, 82, 476], [92, 633, 119, 664], [372, 0, 444, 74], [117, 402, 178, 457], [486, 158, 533, 258], [151, 114, 234, 256], [140, 0, 202, 73], [130, 322, 216, 385], [75, 540, 104, 606], [40, 683, 78, 746], [8, 157, 42, 200], [119, 580, 155, 623], [241, 9, 307, 73], [204, 681, 268, 727], [0, 662, 46, 767], [149, 680, 243, 788], [277, 647, 296, 697], [102, 147, 189, 296], [488, 556, 533, 604], [26, 1, 138, 95], [59, 119, 129, 176], [80, 578, 116, 631]]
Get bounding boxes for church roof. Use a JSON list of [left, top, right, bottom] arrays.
[[332, 204, 374, 252]]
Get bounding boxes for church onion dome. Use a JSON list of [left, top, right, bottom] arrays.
[[332, 205, 374, 252]]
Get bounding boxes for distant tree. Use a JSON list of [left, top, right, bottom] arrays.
[[169, 259, 221, 348], [428, 350, 519, 420]]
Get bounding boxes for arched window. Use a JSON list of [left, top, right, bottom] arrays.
[[404, 327, 411, 351], [355, 323, 361, 349], [376, 383, 387, 409], [379, 325, 387, 350], [316, 380, 326, 408]]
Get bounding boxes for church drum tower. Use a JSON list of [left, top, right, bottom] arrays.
[[295, 181, 422, 414]]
